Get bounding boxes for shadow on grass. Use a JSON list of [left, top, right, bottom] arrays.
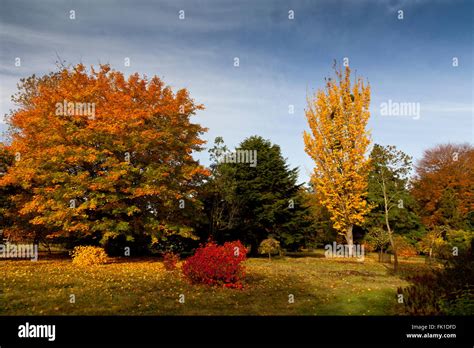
[[37, 251, 70, 260], [381, 256, 441, 282], [284, 251, 325, 259], [327, 270, 377, 277]]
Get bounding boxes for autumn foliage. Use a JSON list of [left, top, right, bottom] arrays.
[[0, 64, 208, 244], [411, 143, 474, 229], [163, 252, 180, 271], [182, 241, 247, 288], [304, 65, 372, 248], [70, 246, 108, 266]]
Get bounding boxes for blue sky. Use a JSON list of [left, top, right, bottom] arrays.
[[0, 0, 472, 183]]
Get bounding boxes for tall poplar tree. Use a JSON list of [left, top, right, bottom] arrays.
[[304, 65, 372, 254]]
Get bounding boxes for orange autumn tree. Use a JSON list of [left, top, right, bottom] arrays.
[[304, 65, 372, 254], [412, 143, 474, 229], [0, 64, 208, 249]]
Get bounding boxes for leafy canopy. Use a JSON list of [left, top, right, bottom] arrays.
[[0, 64, 208, 244]]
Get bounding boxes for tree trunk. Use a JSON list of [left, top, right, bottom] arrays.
[[387, 232, 398, 273], [385, 211, 398, 272], [345, 225, 354, 257], [382, 178, 398, 273]]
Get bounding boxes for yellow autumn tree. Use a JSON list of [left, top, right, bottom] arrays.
[[304, 65, 372, 254]]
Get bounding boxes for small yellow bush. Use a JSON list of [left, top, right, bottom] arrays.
[[258, 238, 281, 259], [70, 246, 108, 266]]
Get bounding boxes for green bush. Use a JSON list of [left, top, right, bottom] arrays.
[[439, 287, 474, 315], [446, 229, 473, 256]]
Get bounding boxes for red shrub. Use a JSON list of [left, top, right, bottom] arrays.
[[182, 241, 247, 288], [163, 252, 179, 271]]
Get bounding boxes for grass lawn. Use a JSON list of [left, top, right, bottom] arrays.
[[0, 252, 431, 315]]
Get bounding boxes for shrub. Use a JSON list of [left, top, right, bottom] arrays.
[[397, 273, 440, 315], [70, 246, 108, 266], [439, 287, 474, 315], [258, 238, 281, 259], [446, 229, 473, 256], [418, 229, 448, 260], [163, 252, 179, 271], [398, 249, 474, 315], [392, 235, 418, 257], [363, 227, 390, 261], [182, 241, 247, 288], [417, 228, 472, 261]]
